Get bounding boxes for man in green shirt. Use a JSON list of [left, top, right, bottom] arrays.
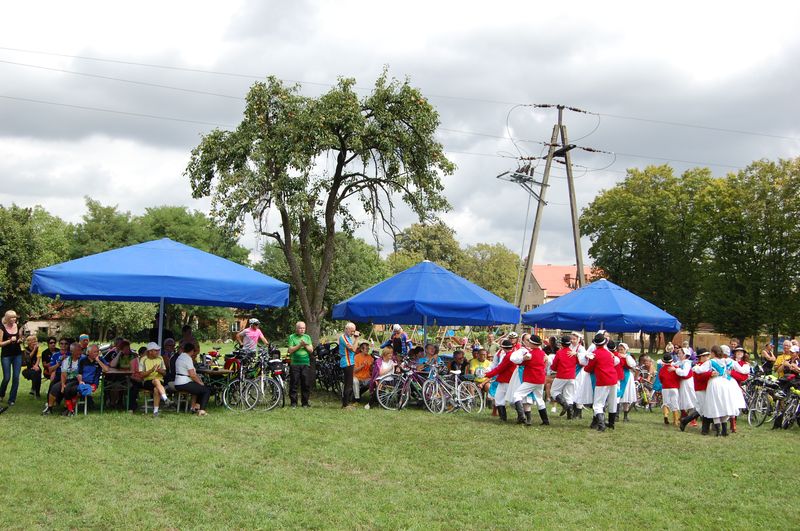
[[287, 321, 314, 408]]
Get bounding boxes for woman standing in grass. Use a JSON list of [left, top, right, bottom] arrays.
[[0, 310, 23, 407]]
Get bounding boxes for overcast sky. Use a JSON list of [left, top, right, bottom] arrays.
[[2, 1, 799, 266]]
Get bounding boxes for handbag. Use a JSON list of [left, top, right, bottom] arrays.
[[21, 367, 33, 380]]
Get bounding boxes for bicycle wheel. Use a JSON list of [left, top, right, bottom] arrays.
[[257, 377, 283, 411], [748, 391, 769, 427], [457, 381, 483, 413], [376, 375, 404, 410], [223, 379, 259, 411], [781, 397, 798, 429], [422, 379, 446, 414]]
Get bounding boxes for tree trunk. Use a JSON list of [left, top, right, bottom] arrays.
[[306, 318, 322, 345], [688, 329, 695, 348]]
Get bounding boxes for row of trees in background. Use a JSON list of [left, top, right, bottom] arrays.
[[581, 159, 800, 348], [0, 198, 521, 342], [0, 198, 249, 340]]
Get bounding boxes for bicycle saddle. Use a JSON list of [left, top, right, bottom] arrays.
[[449, 370, 461, 375]]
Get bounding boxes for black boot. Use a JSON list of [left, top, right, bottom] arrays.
[[595, 413, 606, 432], [539, 407, 550, 426], [573, 405, 583, 419], [514, 401, 526, 424], [714, 423, 721, 437], [772, 413, 783, 430], [555, 393, 568, 409], [680, 411, 700, 432], [566, 404, 573, 420], [498, 406, 507, 422], [623, 409, 629, 422], [524, 410, 532, 426], [701, 417, 711, 436], [721, 422, 729, 437], [589, 414, 598, 429], [607, 412, 616, 430]]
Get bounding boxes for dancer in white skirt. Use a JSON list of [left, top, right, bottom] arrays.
[[574, 332, 596, 417], [693, 345, 745, 436], [484, 339, 518, 422], [675, 347, 697, 419], [615, 343, 638, 422], [680, 348, 713, 434]]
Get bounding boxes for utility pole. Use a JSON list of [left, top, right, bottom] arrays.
[[503, 104, 590, 316]]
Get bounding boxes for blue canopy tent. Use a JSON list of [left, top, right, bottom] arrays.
[[521, 278, 680, 332], [332, 261, 520, 344], [30, 238, 290, 343]]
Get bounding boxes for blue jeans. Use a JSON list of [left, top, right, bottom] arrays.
[[0, 354, 22, 403]]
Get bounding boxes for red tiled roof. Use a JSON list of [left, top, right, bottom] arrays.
[[532, 264, 594, 297]]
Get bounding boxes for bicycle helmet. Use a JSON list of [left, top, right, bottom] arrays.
[[248, 318, 260, 325]]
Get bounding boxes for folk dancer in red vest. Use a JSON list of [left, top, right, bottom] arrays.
[[583, 333, 620, 431], [615, 342, 638, 422], [675, 347, 697, 427], [692, 345, 746, 436], [484, 339, 517, 422], [658, 352, 681, 427], [509, 334, 551, 426], [681, 348, 713, 434], [550, 336, 578, 420], [728, 346, 751, 433]]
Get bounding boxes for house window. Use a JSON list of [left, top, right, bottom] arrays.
[[230, 321, 241, 333]]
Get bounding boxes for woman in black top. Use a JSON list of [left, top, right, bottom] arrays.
[[24, 335, 42, 398], [0, 310, 24, 406]]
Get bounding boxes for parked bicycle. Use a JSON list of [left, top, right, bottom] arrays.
[[314, 342, 343, 397], [422, 362, 483, 414], [375, 359, 430, 411], [746, 374, 780, 427], [222, 351, 260, 411]]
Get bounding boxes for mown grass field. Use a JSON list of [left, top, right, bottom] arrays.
[[0, 374, 795, 530]]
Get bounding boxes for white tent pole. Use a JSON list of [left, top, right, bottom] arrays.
[[158, 297, 165, 346]]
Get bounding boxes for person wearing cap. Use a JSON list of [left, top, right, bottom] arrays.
[[483, 338, 517, 421], [615, 343, 638, 422], [381, 324, 412, 358], [674, 347, 697, 424], [550, 336, 578, 419], [693, 345, 744, 436], [238, 318, 269, 351], [682, 348, 713, 434], [658, 352, 681, 427], [583, 333, 620, 431], [138, 342, 170, 416], [569, 331, 589, 419], [510, 334, 550, 426], [78, 334, 90, 354]]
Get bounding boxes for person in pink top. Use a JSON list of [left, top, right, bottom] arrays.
[[237, 318, 269, 351]]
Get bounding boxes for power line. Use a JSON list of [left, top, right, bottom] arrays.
[[2, 46, 796, 142], [598, 112, 800, 142], [0, 94, 237, 127], [0, 59, 246, 100]]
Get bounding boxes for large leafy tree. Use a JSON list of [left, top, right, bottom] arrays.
[[0, 205, 71, 318], [581, 165, 715, 346], [703, 159, 800, 345], [187, 72, 454, 340]]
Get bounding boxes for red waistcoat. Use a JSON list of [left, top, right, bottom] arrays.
[[658, 364, 680, 389], [584, 347, 618, 386], [518, 347, 547, 384], [551, 347, 577, 379]]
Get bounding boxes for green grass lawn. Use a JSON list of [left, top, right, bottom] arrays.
[[0, 375, 794, 530]]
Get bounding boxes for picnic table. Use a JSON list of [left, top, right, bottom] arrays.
[[101, 368, 133, 413]]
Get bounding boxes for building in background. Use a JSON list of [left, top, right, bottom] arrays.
[[520, 264, 593, 312]]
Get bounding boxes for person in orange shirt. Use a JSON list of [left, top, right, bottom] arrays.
[[353, 342, 374, 403]]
